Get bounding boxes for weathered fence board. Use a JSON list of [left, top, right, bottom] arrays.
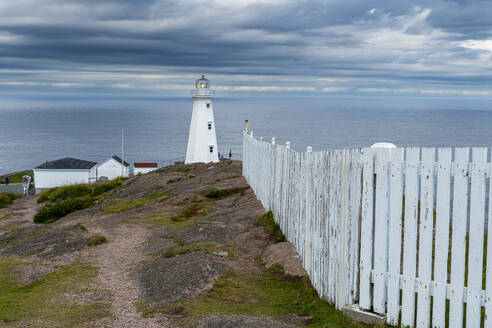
[[359, 147, 374, 310], [432, 148, 452, 328], [387, 148, 403, 325], [401, 148, 420, 327], [466, 148, 487, 328], [417, 148, 435, 328], [373, 148, 390, 314], [449, 148, 469, 328]]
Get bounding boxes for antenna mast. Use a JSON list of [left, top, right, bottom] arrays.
[[121, 128, 124, 177]]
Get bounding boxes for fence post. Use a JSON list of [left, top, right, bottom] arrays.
[[304, 146, 312, 270]]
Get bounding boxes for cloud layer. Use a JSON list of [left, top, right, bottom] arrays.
[[0, 0, 491, 97]]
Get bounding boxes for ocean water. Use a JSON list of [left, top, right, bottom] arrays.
[[1, 97, 492, 175]]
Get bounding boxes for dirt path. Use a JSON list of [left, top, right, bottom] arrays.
[[92, 223, 171, 328]]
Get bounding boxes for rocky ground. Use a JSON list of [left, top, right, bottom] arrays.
[[0, 160, 365, 328]]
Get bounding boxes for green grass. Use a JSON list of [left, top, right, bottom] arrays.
[[0, 170, 33, 184], [34, 197, 94, 224], [38, 177, 126, 204], [256, 211, 286, 242], [87, 235, 107, 246], [122, 198, 211, 228], [0, 192, 22, 209], [143, 264, 365, 328], [101, 190, 171, 213], [205, 187, 249, 199], [162, 242, 235, 258], [34, 178, 128, 224], [0, 258, 111, 325], [163, 235, 185, 246]]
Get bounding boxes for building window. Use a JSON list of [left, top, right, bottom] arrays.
[[206, 103, 210, 108], [209, 146, 214, 153], [208, 122, 212, 130]]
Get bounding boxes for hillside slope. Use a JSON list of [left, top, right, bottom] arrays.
[[0, 160, 366, 328]]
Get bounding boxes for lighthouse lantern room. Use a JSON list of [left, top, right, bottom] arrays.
[[185, 75, 219, 164]]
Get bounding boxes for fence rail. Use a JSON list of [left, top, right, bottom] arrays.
[[242, 131, 492, 328]]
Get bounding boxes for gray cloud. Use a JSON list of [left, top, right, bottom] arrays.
[[0, 0, 491, 97]]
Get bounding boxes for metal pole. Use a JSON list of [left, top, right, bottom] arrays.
[[121, 128, 124, 177]]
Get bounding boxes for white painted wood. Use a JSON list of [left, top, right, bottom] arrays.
[[337, 149, 350, 308], [242, 134, 491, 327], [417, 148, 435, 328], [485, 148, 492, 327], [432, 148, 452, 328], [401, 147, 420, 327], [373, 148, 390, 314], [466, 148, 487, 328], [386, 148, 403, 325], [359, 147, 375, 310], [449, 148, 469, 328]]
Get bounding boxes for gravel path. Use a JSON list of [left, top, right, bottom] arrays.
[[94, 224, 171, 328]]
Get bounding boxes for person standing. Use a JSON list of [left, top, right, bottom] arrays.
[[229, 149, 232, 159], [5, 177, 9, 185]]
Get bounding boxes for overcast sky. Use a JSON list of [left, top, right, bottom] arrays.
[[0, 0, 491, 98]]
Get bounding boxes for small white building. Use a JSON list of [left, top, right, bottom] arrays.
[[34, 157, 98, 190], [97, 155, 130, 180], [133, 162, 158, 175], [185, 75, 219, 164]]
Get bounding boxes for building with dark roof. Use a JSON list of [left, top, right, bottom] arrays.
[[34, 157, 98, 189], [97, 155, 130, 180]]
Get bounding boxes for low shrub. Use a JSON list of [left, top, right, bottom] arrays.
[[0, 192, 22, 209], [87, 235, 107, 246], [256, 211, 285, 242], [38, 184, 92, 203], [35, 179, 127, 223], [205, 187, 249, 199], [91, 178, 125, 197], [34, 197, 94, 224]]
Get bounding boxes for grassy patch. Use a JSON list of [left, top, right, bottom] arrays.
[[38, 177, 126, 204], [256, 211, 286, 242], [0, 192, 22, 209], [87, 235, 107, 246], [149, 264, 364, 328], [205, 187, 249, 199], [34, 178, 127, 224], [0, 259, 111, 325], [125, 199, 211, 228], [162, 242, 235, 258], [101, 190, 171, 213], [0, 170, 33, 184], [177, 167, 192, 174], [34, 197, 94, 224], [163, 235, 185, 246]]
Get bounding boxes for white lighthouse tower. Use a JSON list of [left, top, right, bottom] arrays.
[[185, 75, 219, 164]]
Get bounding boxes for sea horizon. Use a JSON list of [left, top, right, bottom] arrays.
[[1, 96, 492, 175]]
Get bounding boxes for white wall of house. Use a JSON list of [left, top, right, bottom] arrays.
[[97, 158, 129, 180], [34, 168, 96, 189], [134, 167, 155, 175]]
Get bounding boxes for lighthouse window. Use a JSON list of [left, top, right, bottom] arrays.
[[206, 103, 210, 108], [209, 146, 214, 153], [208, 122, 212, 130]]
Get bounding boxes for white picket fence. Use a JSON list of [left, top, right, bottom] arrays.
[[242, 131, 492, 328]]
